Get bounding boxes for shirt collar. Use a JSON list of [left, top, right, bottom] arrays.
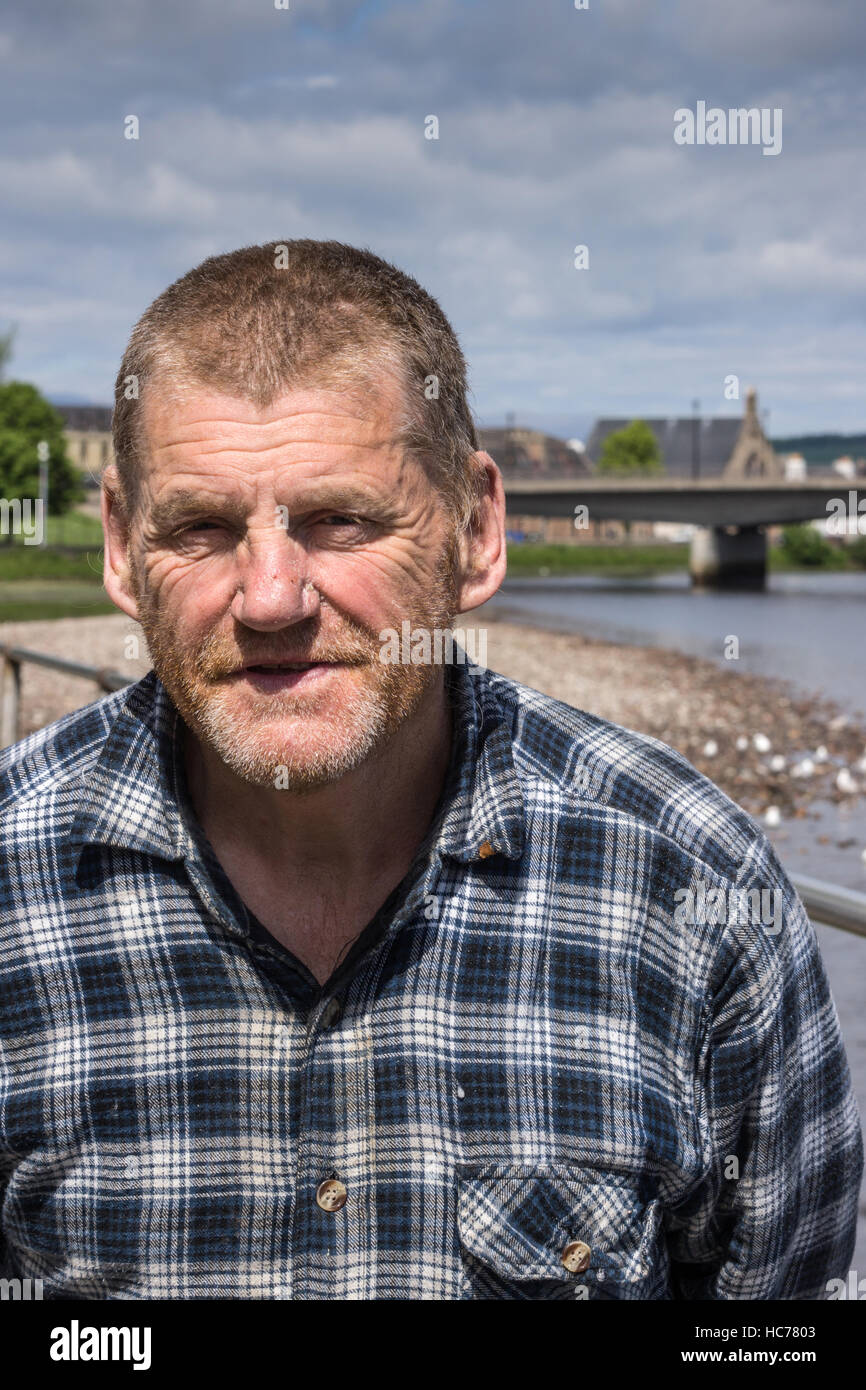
[[68, 671, 193, 864], [68, 660, 526, 868]]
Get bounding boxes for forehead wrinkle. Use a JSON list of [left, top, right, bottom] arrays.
[[145, 394, 400, 441], [150, 431, 403, 463]]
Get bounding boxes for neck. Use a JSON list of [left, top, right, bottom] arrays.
[[183, 675, 453, 878]]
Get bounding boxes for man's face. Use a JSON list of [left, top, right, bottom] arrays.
[[111, 375, 462, 790]]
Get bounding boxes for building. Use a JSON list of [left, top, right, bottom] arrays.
[[477, 425, 602, 543], [783, 453, 807, 481], [56, 404, 114, 485], [476, 425, 592, 479], [585, 388, 783, 481]]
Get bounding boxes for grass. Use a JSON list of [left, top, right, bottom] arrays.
[[768, 546, 851, 571], [2, 509, 104, 548], [0, 546, 104, 581], [505, 542, 690, 576], [0, 583, 116, 624], [507, 540, 866, 577], [0, 509, 111, 621]]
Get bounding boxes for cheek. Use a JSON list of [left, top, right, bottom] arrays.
[[312, 546, 448, 629], [140, 553, 235, 625]]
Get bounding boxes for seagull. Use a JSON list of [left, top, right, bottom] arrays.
[[764, 806, 781, 828], [754, 734, 772, 753], [770, 755, 786, 772], [792, 759, 815, 778], [836, 768, 858, 795], [814, 745, 829, 762], [703, 740, 718, 757]]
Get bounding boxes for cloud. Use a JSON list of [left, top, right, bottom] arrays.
[[1, 0, 864, 433]]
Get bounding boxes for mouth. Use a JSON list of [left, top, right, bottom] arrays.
[[228, 660, 347, 692], [244, 662, 328, 673]]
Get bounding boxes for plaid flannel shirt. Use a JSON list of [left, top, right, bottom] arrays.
[[0, 660, 861, 1300]]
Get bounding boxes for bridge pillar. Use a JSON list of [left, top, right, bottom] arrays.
[[689, 525, 767, 590]]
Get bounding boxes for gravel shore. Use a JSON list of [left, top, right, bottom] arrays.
[[2, 611, 865, 827]]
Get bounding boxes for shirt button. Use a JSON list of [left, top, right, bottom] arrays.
[[477, 840, 495, 858], [316, 1178, 347, 1212], [561, 1240, 591, 1274], [320, 996, 342, 1029]]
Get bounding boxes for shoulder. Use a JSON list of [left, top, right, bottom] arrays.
[[0, 674, 156, 823], [477, 664, 764, 886]]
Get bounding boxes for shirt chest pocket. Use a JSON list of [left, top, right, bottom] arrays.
[[455, 1164, 667, 1300]]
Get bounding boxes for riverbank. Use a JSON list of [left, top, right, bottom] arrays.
[[462, 612, 866, 829], [2, 611, 865, 836]]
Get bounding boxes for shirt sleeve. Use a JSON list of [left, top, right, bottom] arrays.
[[665, 835, 864, 1299]]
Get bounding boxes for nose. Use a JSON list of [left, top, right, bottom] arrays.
[[229, 533, 320, 631]]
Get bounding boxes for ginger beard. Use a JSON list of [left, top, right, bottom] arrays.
[[129, 538, 461, 792]]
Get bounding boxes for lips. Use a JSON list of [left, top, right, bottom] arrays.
[[228, 660, 345, 691], [244, 662, 324, 672]]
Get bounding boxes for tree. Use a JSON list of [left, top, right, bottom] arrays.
[[0, 382, 85, 529], [0, 324, 16, 380], [597, 419, 663, 475], [779, 523, 835, 567]]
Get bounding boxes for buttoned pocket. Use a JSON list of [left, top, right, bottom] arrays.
[[455, 1164, 667, 1299]]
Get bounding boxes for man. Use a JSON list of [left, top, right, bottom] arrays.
[[0, 241, 861, 1300]]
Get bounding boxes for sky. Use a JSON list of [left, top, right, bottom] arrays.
[[2, 0, 865, 440]]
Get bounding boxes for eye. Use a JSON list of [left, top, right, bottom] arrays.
[[175, 520, 226, 535], [319, 514, 361, 527]]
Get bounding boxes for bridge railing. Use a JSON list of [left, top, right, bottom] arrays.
[[2, 643, 866, 938]]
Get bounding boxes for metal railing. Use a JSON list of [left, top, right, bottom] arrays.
[[2, 643, 866, 938], [0, 642, 130, 748], [790, 875, 866, 940]]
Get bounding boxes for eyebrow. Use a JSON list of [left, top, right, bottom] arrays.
[[146, 490, 248, 532], [145, 483, 397, 532]]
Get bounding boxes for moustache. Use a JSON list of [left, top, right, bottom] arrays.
[[191, 632, 380, 681]]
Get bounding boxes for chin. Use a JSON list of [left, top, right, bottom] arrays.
[[186, 675, 427, 792], [203, 719, 389, 791]]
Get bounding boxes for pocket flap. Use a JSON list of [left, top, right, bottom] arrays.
[[456, 1164, 660, 1291]]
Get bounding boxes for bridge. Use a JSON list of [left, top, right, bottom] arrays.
[[502, 477, 866, 588]]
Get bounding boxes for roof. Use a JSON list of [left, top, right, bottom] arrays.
[[586, 417, 743, 477], [477, 426, 593, 478], [55, 404, 113, 432]]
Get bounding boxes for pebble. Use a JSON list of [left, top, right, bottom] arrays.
[[792, 759, 815, 778], [702, 739, 718, 757], [764, 806, 782, 828], [836, 768, 858, 795], [736, 736, 749, 751], [769, 755, 786, 772], [753, 733, 772, 753]]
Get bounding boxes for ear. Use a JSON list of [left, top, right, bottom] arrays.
[[455, 451, 507, 614], [101, 464, 141, 621]]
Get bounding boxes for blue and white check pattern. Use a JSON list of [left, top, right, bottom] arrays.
[[0, 660, 862, 1299]]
